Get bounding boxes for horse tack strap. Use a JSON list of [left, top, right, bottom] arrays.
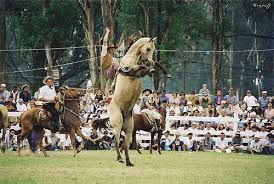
[[38, 109, 48, 122]]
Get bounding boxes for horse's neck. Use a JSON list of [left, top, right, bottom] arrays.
[[65, 100, 79, 113]]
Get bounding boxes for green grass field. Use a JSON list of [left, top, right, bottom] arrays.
[[0, 150, 273, 184]]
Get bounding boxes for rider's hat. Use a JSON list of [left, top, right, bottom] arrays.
[[43, 76, 55, 84]]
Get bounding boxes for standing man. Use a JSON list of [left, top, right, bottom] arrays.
[[38, 76, 59, 131], [100, 27, 118, 94], [258, 91, 271, 111]]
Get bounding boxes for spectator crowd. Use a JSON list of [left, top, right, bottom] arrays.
[[0, 82, 273, 155]]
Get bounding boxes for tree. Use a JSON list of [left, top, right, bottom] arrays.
[[79, 0, 97, 87], [0, 0, 7, 83]]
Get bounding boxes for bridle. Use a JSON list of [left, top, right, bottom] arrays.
[[57, 87, 83, 120]]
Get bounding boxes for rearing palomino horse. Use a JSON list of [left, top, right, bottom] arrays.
[[109, 37, 156, 166]]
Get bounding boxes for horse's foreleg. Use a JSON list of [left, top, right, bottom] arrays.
[[150, 132, 154, 154], [158, 131, 162, 155], [69, 129, 77, 157], [124, 116, 134, 167], [1, 126, 6, 153], [17, 130, 29, 156], [37, 129, 49, 157]]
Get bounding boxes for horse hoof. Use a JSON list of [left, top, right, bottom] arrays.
[[137, 151, 142, 154], [118, 159, 124, 163], [126, 162, 134, 167], [44, 154, 50, 157], [158, 151, 161, 155]]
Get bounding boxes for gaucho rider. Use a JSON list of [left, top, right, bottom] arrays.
[[140, 89, 162, 132], [38, 76, 60, 132]]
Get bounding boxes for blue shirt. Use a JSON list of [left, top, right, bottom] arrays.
[[258, 97, 270, 108], [224, 95, 238, 105]]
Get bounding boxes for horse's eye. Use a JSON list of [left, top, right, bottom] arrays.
[[147, 48, 151, 52]]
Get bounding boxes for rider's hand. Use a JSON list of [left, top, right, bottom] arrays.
[[105, 27, 110, 33]]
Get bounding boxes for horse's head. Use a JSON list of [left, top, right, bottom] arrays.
[[138, 37, 156, 67]]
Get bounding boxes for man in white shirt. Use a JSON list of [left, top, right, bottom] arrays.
[[16, 98, 27, 112], [215, 133, 231, 153], [38, 76, 59, 131], [243, 90, 257, 107], [249, 134, 263, 154], [205, 123, 215, 132], [183, 133, 198, 151]]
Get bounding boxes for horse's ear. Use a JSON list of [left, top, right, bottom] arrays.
[[149, 37, 157, 42]]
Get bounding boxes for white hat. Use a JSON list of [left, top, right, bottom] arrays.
[[18, 98, 23, 103], [262, 91, 267, 94], [0, 83, 6, 87], [42, 76, 55, 84]]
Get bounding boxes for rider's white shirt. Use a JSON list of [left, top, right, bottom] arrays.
[[38, 85, 56, 101]]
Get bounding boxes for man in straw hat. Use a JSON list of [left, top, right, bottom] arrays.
[[140, 89, 162, 133], [38, 76, 59, 131], [100, 27, 118, 94]]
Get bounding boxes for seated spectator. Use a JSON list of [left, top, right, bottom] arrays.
[[215, 132, 231, 153], [161, 131, 172, 151], [204, 103, 215, 117], [188, 122, 199, 131], [249, 134, 263, 154], [49, 132, 60, 151], [231, 132, 244, 153], [94, 89, 104, 102], [9, 86, 19, 103], [178, 92, 187, 109], [238, 104, 248, 120], [258, 126, 268, 139], [171, 134, 184, 151], [199, 84, 212, 108], [193, 101, 204, 116], [0, 83, 10, 105], [182, 133, 198, 151], [169, 92, 179, 105], [99, 130, 112, 150], [218, 108, 229, 118], [19, 84, 31, 104], [159, 90, 169, 104], [205, 123, 215, 132], [5, 129, 17, 151], [217, 123, 226, 131], [202, 132, 214, 151], [258, 91, 271, 111], [169, 102, 181, 116], [224, 88, 238, 106], [263, 134, 274, 155], [16, 98, 27, 112], [107, 90, 114, 104], [253, 104, 263, 119], [216, 100, 228, 116], [85, 129, 100, 150], [184, 101, 193, 115], [213, 90, 224, 107], [59, 134, 71, 150], [198, 121, 205, 130], [188, 91, 196, 105], [243, 90, 257, 108], [264, 103, 274, 120], [80, 99, 92, 113]]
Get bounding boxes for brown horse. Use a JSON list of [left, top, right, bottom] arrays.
[[132, 105, 167, 155], [17, 87, 91, 157], [0, 105, 9, 153]]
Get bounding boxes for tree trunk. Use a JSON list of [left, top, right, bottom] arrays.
[[0, 0, 7, 83], [45, 41, 53, 76], [79, 0, 97, 87], [212, 0, 223, 93], [100, 0, 120, 42], [138, 2, 149, 37]]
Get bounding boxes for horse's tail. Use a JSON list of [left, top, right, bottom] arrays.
[[91, 117, 110, 130]]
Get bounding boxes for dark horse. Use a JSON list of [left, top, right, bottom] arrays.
[[132, 105, 167, 154], [17, 87, 91, 157]]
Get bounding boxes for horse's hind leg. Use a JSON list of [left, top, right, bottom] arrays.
[[124, 115, 134, 167], [158, 131, 162, 155], [109, 104, 123, 163], [37, 129, 49, 157], [150, 132, 154, 154], [69, 128, 77, 157]]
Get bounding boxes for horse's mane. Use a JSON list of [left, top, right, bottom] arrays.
[[126, 37, 151, 55]]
